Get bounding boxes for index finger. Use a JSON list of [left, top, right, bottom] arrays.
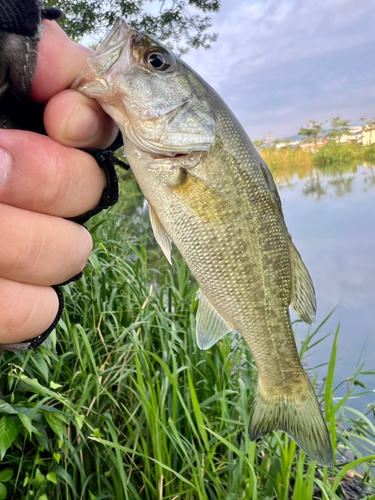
[[31, 20, 92, 103], [31, 21, 118, 149]]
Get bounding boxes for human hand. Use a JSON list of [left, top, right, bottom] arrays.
[[0, 21, 118, 345]]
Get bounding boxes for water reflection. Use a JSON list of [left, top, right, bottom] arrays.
[[363, 166, 375, 191], [298, 173, 357, 200], [277, 163, 375, 200]]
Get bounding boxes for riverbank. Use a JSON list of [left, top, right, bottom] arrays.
[[260, 142, 375, 181]]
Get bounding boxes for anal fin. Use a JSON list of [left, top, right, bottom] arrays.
[[196, 290, 232, 350], [288, 239, 316, 325], [148, 202, 172, 265]]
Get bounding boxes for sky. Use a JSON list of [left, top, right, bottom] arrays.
[[180, 0, 375, 141]]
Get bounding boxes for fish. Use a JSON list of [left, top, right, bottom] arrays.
[[74, 18, 333, 466]]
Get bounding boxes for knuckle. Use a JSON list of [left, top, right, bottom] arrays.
[[8, 221, 46, 277], [73, 226, 93, 274], [0, 283, 58, 342], [0, 296, 36, 337], [39, 149, 73, 212], [40, 148, 100, 219]]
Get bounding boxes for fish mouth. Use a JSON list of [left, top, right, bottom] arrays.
[[86, 18, 135, 75], [151, 152, 192, 159], [147, 150, 192, 160]]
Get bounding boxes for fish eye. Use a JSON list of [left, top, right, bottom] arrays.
[[145, 49, 172, 71]]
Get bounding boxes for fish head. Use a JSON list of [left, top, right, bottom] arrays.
[[74, 18, 215, 157]]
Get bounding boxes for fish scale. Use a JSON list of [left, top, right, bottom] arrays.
[[75, 17, 333, 466]]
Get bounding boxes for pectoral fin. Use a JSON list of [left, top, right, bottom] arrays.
[[148, 203, 172, 265], [288, 239, 316, 325], [196, 290, 232, 349], [173, 173, 230, 225]]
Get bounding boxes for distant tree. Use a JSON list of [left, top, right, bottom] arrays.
[[281, 138, 292, 148], [299, 121, 324, 145], [360, 117, 375, 130], [253, 139, 266, 150], [44, 0, 220, 54], [309, 121, 325, 145], [298, 127, 313, 143], [326, 117, 351, 143], [360, 117, 375, 145], [273, 138, 291, 149]]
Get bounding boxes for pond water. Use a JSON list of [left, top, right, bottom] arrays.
[[275, 163, 375, 410]]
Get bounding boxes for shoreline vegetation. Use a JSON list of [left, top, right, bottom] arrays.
[[256, 115, 375, 183], [260, 142, 375, 183], [0, 188, 374, 499]]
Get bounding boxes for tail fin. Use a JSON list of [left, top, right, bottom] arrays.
[[249, 376, 333, 466]]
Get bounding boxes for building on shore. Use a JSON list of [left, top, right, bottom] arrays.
[[299, 138, 329, 151], [362, 127, 375, 146], [270, 124, 375, 149]]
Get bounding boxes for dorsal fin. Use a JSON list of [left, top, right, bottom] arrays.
[[288, 239, 316, 325], [196, 290, 232, 350], [148, 203, 172, 265]]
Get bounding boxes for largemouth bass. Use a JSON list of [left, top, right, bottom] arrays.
[[75, 18, 333, 466]]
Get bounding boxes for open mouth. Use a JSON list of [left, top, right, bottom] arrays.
[[149, 152, 190, 159]]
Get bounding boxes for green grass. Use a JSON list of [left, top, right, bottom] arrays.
[[0, 184, 374, 499]]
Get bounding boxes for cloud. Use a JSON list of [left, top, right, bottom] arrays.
[[182, 0, 375, 139], [319, 77, 349, 93]]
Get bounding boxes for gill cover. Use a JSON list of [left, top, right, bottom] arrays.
[[74, 18, 215, 157]]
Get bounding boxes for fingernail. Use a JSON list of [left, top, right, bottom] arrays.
[[0, 147, 12, 185], [64, 103, 101, 143]]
